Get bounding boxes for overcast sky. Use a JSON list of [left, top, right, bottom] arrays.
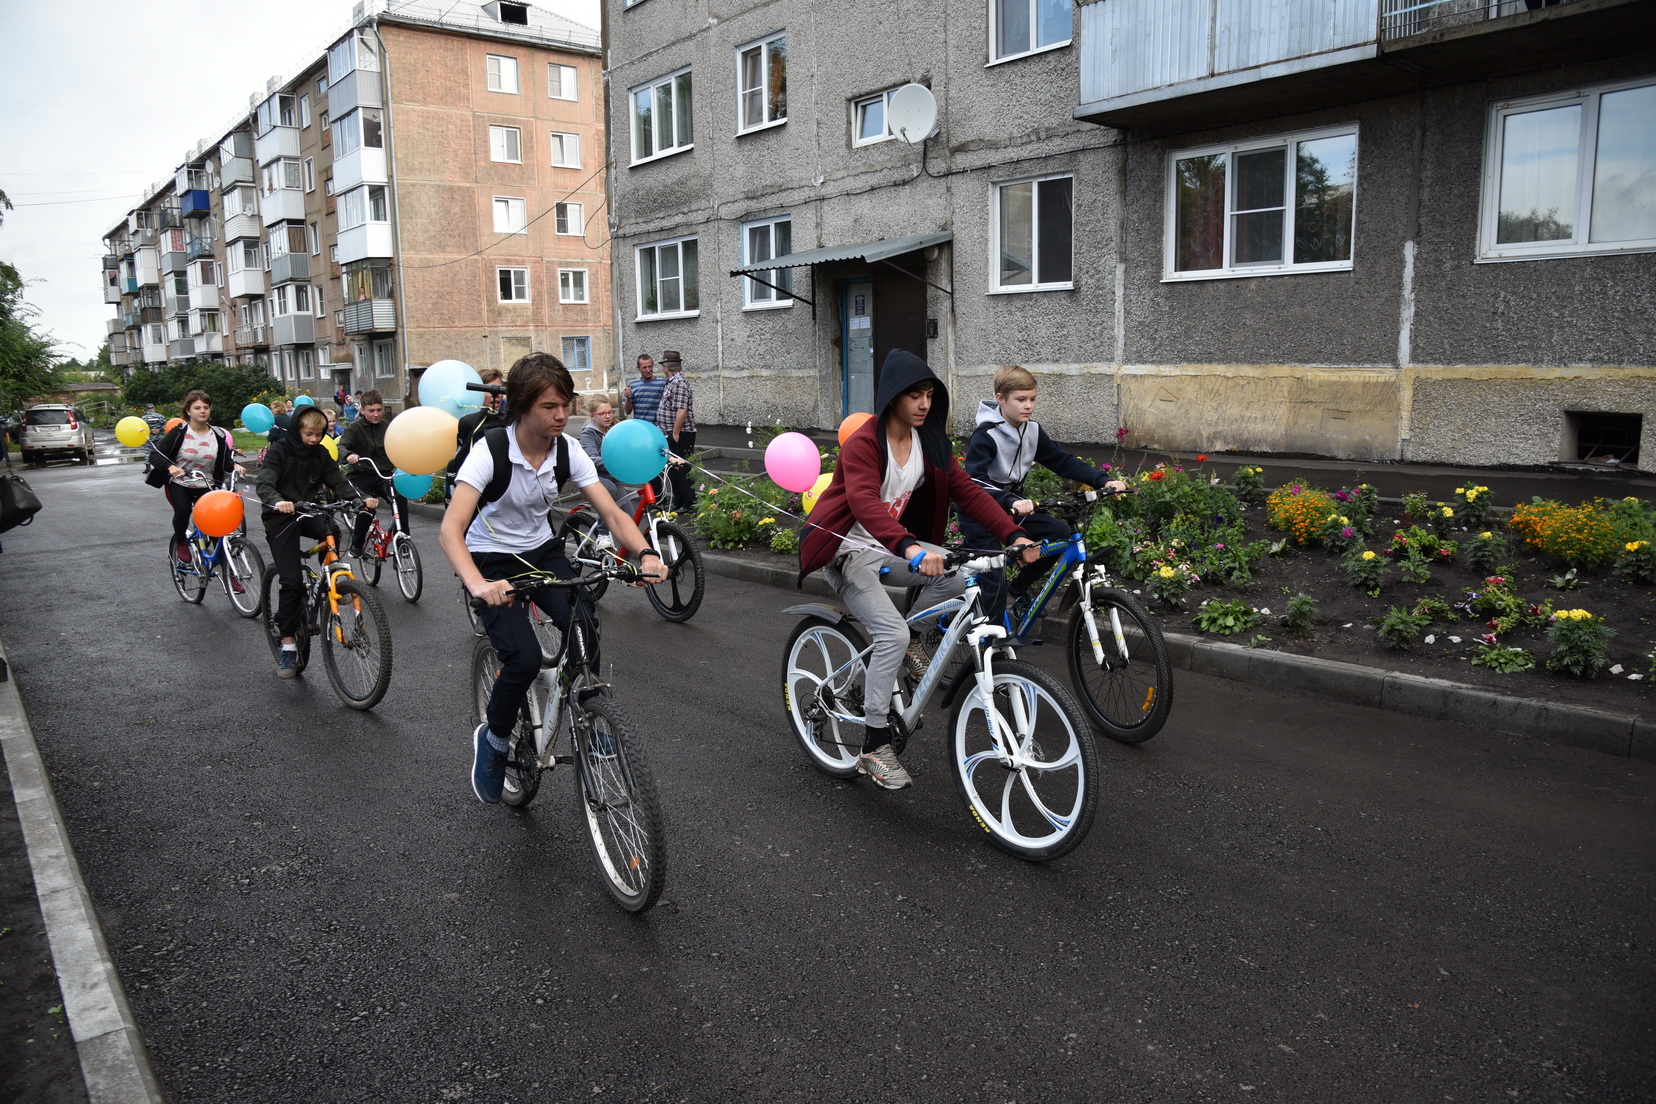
[[0, 0, 601, 362]]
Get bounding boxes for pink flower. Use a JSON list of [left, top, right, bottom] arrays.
[[1480, 633, 1498, 645], [1214, 543, 1226, 551], [1487, 619, 1499, 629], [1290, 484, 1303, 494], [1099, 462, 1112, 472], [1341, 527, 1355, 539]]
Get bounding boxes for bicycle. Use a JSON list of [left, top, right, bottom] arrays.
[[461, 575, 562, 662], [782, 547, 1099, 862], [354, 457, 423, 602], [559, 478, 704, 623], [999, 487, 1175, 744], [259, 499, 394, 710], [469, 561, 667, 913], [165, 471, 265, 618]]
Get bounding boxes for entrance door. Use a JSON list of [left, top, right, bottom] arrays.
[[842, 278, 875, 417]]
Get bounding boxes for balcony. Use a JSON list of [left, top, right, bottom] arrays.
[[272, 313, 315, 346], [328, 67, 383, 114], [169, 338, 197, 360], [194, 332, 225, 355], [106, 317, 123, 336], [139, 306, 164, 325], [1076, 0, 1656, 133], [162, 248, 187, 274], [104, 283, 122, 305], [269, 253, 311, 284], [186, 236, 213, 260], [122, 310, 141, 329], [142, 340, 168, 363], [111, 348, 131, 367], [123, 276, 139, 293], [220, 157, 254, 188], [102, 253, 119, 269], [260, 188, 306, 225], [254, 125, 301, 166], [169, 294, 191, 318], [227, 267, 267, 299], [223, 212, 261, 241], [337, 223, 395, 265], [132, 227, 158, 247], [332, 147, 388, 195], [342, 298, 396, 334], [234, 323, 271, 347], [157, 208, 180, 231], [189, 284, 218, 311], [181, 190, 213, 218]]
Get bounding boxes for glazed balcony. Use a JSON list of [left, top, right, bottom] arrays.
[[227, 267, 267, 299], [224, 212, 262, 241], [254, 125, 301, 165], [269, 253, 311, 285], [271, 313, 315, 346], [168, 338, 196, 360], [181, 190, 213, 219], [186, 236, 214, 260], [342, 298, 396, 334]]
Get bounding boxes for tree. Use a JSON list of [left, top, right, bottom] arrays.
[[0, 266, 63, 414], [121, 361, 278, 428]]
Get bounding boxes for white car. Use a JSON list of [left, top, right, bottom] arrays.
[[20, 404, 95, 465]]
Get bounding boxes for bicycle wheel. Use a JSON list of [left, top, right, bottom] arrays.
[[556, 514, 610, 602], [781, 616, 869, 778], [260, 566, 311, 672], [1065, 588, 1174, 744], [321, 578, 393, 710], [574, 694, 666, 913], [644, 520, 704, 623], [363, 541, 384, 586], [948, 658, 1098, 862], [168, 539, 207, 603], [392, 532, 423, 602], [222, 537, 265, 618], [470, 636, 541, 807]]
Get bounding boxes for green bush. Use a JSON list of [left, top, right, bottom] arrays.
[[1372, 604, 1429, 651], [693, 474, 797, 549], [121, 362, 281, 430], [1283, 592, 1318, 636], [1194, 598, 1260, 635]]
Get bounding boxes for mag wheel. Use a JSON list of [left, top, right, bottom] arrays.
[[392, 532, 423, 602], [1065, 588, 1174, 744], [471, 636, 541, 807], [948, 659, 1099, 862], [781, 617, 868, 778], [260, 566, 311, 672], [223, 537, 265, 618], [321, 578, 393, 710], [169, 539, 207, 603], [556, 513, 610, 602], [574, 694, 665, 913], [644, 520, 704, 623]]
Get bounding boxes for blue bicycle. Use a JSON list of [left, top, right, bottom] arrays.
[[167, 472, 265, 618]]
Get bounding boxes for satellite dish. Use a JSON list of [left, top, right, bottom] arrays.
[[887, 83, 938, 146]]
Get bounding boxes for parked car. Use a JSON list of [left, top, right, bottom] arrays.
[[20, 405, 95, 465]]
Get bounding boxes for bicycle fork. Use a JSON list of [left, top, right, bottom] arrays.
[[1074, 571, 1130, 668]]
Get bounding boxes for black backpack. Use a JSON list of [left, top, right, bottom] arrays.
[[473, 426, 569, 518]]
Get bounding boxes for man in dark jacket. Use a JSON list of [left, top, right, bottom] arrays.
[[339, 389, 404, 557], [799, 349, 1038, 790]]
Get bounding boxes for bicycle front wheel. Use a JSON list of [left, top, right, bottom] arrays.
[[260, 566, 311, 672], [948, 659, 1099, 862], [392, 532, 423, 602], [1065, 588, 1174, 744], [470, 636, 541, 807], [321, 578, 393, 709], [644, 520, 704, 623], [169, 539, 207, 603], [223, 537, 265, 618], [556, 514, 610, 602], [781, 616, 869, 778], [574, 694, 665, 913]]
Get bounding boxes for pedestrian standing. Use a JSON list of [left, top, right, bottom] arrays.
[[653, 350, 697, 509], [623, 354, 666, 426]]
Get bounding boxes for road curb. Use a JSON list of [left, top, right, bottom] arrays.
[[0, 637, 166, 1104], [696, 549, 1651, 761]]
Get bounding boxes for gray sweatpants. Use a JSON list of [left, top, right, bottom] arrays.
[[823, 541, 964, 731]]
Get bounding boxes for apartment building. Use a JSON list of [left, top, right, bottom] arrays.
[[605, 0, 1656, 472], [103, 0, 610, 407]]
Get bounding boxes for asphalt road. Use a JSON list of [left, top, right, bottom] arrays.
[[3, 462, 1654, 1104]]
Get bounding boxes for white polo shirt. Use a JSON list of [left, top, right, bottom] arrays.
[[456, 424, 598, 553]]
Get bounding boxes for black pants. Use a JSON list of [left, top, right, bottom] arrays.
[[666, 430, 696, 509], [350, 471, 408, 553], [475, 539, 586, 737], [264, 514, 336, 637], [958, 510, 1073, 624], [165, 484, 210, 544]]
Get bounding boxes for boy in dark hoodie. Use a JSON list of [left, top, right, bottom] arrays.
[[962, 366, 1123, 624], [255, 405, 375, 679], [799, 350, 1038, 790]]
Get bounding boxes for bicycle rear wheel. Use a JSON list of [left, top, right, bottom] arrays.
[[556, 514, 610, 602], [781, 616, 869, 778], [168, 539, 207, 603], [644, 520, 704, 623], [574, 694, 665, 913], [321, 578, 393, 709], [1065, 588, 1174, 744], [471, 636, 541, 807], [391, 532, 423, 602], [948, 659, 1098, 862], [362, 529, 384, 586], [222, 537, 265, 618], [260, 566, 311, 672]]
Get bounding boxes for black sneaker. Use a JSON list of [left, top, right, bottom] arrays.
[[471, 723, 506, 804]]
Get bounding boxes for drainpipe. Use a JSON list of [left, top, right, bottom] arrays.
[[601, 0, 622, 397], [369, 17, 412, 409]]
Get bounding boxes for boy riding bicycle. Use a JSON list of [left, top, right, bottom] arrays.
[[798, 350, 1039, 791], [340, 390, 405, 558], [439, 353, 665, 806]]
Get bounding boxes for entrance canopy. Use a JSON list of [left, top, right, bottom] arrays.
[[727, 231, 953, 314]]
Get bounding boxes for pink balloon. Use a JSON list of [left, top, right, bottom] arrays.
[[764, 432, 822, 493]]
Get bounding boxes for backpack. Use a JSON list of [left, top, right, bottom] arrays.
[[471, 426, 569, 521]]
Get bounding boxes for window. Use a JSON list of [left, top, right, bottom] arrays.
[[318, 76, 328, 96], [313, 284, 326, 317], [736, 34, 786, 132], [993, 174, 1073, 291], [297, 347, 314, 380], [308, 222, 320, 255], [636, 236, 699, 319], [1479, 78, 1656, 261], [554, 202, 583, 235], [742, 215, 792, 307], [562, 336, 591, 371], [257, 93, 297, 134], [498, 266, 529, 302], [631, 68, 694, 163], [1166, 126, 1357, 280], [320, 111, 330, 147], [493, 196, 527, 234], [329, 28, 380, 82], [262, 158, 303, 194], [550, 131, 581, 168], [990, 0, 1072, 64], [559, 268, 588, 303], [341, 185, 390, 230], [333, 108, 384, 158], [374, 340, 396, 378], [304, 157, 316, 192], [300, 93, 311, 128], [487, 54, 520, 94], [548, 63, 577, 101], [489, 125, 522, 163], [853, 90, 896, 146]]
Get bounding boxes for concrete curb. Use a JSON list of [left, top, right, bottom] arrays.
[[0, 637, 166, 1104], [695, 549, 1653, 762]]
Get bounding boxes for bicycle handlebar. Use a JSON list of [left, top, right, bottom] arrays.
[[465, 381, 507, 396], [467, 562, 641, 608], [357, 456, 396, 480]]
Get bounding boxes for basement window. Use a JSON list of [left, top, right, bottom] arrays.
[[1564, 411, 1642, 466]]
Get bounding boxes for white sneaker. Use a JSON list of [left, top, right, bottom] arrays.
[[857, 744, 913, 790]]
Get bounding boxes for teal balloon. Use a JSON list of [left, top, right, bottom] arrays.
[[293, 394, 315, 407], [418, 359, 484, 418], [602, 419, 668, 484], [241, 403, 274, 434], [392, 470, 434, 499]]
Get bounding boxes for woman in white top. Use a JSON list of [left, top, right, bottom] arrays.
[[151, 389, 244, 563]]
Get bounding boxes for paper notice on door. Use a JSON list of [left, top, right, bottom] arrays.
[[849, 316, 871, 330]]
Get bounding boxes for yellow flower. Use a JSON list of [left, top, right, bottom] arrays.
[[1479, 531, 1493, 540], [1339, 516, 1349, 525], [1440, 506, 1454, 517], [1361, 550, 1376, 561], [1156, 566, 1176, 579], [1627, 541, 1647, 552], [759, 517, 775, 526], [1454, 487, 1464, 495]]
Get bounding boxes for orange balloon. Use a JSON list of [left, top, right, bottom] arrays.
[[838, 412, 874, 446], [165, 417, 184, 433], [192, 490, 244, 538]]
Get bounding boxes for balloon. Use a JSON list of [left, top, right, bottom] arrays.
[[164, 417, 183, 434], [418, 359, 485, 418], [240, 403, 274, 434], [601, 419, 668, 485], [383, 406, 459, 476], [393, 470, 434, 500], [838, 412, 874, 446], [801, 473, 833, 515], [115, 416, 149, 448], [321, 435, 339, 460], [765, 432, 821, 493], [293, 394, 315, 407], [192, 490, 244, 538]]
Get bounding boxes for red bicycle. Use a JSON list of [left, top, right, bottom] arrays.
[[356, 458, 423, 602], [558, 480, 704, 622]]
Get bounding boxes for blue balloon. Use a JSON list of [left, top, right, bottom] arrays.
[[602, 419, 668, 485], [293, 394, 315, 407], [392, 470, 434, 500], [241, 403, 274, 434], [418, 359, 484, 418]]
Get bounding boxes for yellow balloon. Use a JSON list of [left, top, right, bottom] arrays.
[[801, 472, 833, 515], [322, 435, 339, 459], [115, 416, 150, 448], [384, 406, 460, 476]]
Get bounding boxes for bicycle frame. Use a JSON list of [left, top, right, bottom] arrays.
[[565, 480, 668, 556], [499, 586, 608, 781], [359, 458, 405, 556], [299, 522, 356, 631], [1002, 498, 1137, 671]]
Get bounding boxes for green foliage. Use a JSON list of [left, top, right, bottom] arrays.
[[1509, 496, 1655, 570], [768, 525, 799, 555], [1613, 539, 1656, 584], [1401, 491, 1430, 521], [1372, 604, 1430, 651], [1411, 595, 1457, 626], [1548, 568, 1580, 591], [1266, 483, 1336, 546], [0, 264, 64, 414], [1470, 643, 1535, 673], [1193, 598, 1260, 635], [1428, 503, 1458, 538], [422, 481, 447, 505], [122, 362, 281, 429], [1453, 484, 1495, 529], [1229, 464, 1266, 506], [1283, 592, 1318, 636], [692, 475, 796, 549], [1545, 610, 1614, 679], [1147, 562, 1194, 609], [1343, 548, 1387, 596], [1397, 553, 1434, 585], [1466, 530, 1511, 576]]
